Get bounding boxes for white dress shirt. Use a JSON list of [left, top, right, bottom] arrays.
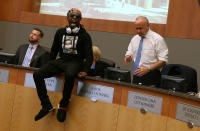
[[125, 29, 168, 68]]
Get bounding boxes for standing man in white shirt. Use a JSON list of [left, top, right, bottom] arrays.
[[13, 28, 50, 68], [124, 16, 168, 86]]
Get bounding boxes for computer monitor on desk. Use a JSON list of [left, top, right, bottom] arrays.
[[104, 67, 131, 83], [0, 51, 15, 63], [160, 75, 188, 93]]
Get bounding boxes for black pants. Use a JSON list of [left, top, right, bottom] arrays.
[[132, 70, 161, 87], [33, 57, 82, 109]]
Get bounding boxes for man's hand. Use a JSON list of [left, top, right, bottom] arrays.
[[124, 55, 132, 64], [134, 66, 150, 77], [78, 72, 87, 78]]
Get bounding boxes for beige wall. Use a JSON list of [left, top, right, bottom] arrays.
[[0, 20, 200, 91]]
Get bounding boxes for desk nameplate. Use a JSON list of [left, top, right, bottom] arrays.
[[127, 91, 163, 115], [176, 102, 200, 127], [77, 81, 114, 103], [0, 69, 10, 83], [24, 73, 63, 92]]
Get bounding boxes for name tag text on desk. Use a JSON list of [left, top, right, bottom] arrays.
[[127, 91, 163, 115], [0, 69, 9, 83], [24, 73, 63, 92], [176, 102, 200, 127], [77, 81, 114, 103]]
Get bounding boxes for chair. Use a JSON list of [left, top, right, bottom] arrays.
[[161, 64, 198, 93], [99, 58, 115, 68], [87, 58, 116, 78], [104, 67, 131, 83]]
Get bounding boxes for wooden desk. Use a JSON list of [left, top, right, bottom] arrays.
[[0, 64, 18, 83], [1, 62, 200, 130], [78, 77, 200, 119], [1, 63, 200, 119]]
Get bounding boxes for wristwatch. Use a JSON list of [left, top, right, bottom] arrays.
[[148, 65, 152, 71]]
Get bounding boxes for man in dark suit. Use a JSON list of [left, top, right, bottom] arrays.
[[12, 28, 50, 68]]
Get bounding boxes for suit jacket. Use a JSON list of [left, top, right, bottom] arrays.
[[12, 44, 50, 68]]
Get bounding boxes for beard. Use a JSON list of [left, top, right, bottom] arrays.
[[69, 23, 78, 29], [29, 38, 38, 44]]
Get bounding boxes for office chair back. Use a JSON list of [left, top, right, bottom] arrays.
[[161, 64, 198, 93]]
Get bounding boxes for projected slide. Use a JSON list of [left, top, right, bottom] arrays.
[[40, 0, 169, 24]]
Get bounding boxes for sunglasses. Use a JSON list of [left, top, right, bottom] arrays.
[[69, 13, 81, 19]]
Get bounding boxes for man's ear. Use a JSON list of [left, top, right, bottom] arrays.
[[38, 37, 42, 42], [66, 16, 69, 21], [66, 16, 70, 24]]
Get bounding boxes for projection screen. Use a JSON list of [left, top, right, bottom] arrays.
[[40, 0, 169, 24]]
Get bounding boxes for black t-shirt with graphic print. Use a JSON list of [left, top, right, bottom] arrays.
[[49, 26, 93, 73]]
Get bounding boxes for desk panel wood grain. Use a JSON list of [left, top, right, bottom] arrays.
[[0, 65, 18, 84]]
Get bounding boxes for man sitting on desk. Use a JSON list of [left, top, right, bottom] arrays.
[[12, 28, 50, 68], [124, 16, 168, 87]]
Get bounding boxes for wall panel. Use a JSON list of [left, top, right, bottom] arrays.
[[1, 0, 200, 39], [166, 0, 200, 39], [0, 0, 21, 21]]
